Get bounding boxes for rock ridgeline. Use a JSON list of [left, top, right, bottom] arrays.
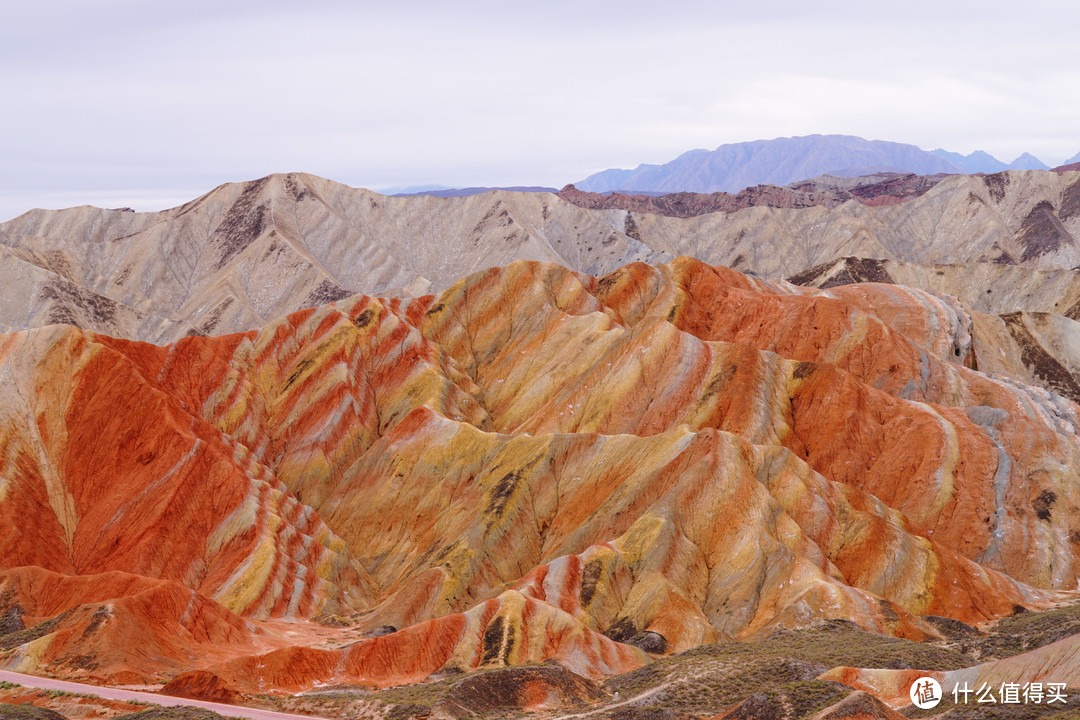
[[557, 172, 949, 217]]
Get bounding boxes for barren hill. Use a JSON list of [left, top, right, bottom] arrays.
[[557, 172, 950, 217], [629, 169, 1080, 276], [0, 172, 665, 343], [2, 258, 1080, 701], [3, 170, 1080, 346]]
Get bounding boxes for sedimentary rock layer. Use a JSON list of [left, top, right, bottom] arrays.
[[790, 257, 1080, 404], [789, 256, 1080, 319], [2, 258, 1079, 692]]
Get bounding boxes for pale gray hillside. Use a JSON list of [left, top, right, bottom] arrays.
[[2, 169, 1079, 347], [0, 172, 666, 343]]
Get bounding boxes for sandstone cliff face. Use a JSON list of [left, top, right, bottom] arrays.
[[1, 258, 1078, 692], [3, 170, 1080, 346]]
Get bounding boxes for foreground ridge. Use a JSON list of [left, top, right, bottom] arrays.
[[1, 257, 1079, 697]]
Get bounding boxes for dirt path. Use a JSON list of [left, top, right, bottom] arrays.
[[0, 669, 329, 720]]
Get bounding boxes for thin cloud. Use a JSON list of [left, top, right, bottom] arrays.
[[1, 1, 1078, 219]]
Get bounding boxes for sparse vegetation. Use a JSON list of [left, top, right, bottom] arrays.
[[386, 703, 429, 720], [951, 601, 1080, 661], [114, 707, 244, 720], [245, 603, 1080, 720], [0, 704, 67, 720], [720, 681, 850, 719], [606, 619, 971, 715], [0, 611, 72, 652]]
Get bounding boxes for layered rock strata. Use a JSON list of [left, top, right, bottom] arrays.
[[2, 258, 1079, 693]]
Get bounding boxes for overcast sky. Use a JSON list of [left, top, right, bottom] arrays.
[[2, 0, 1079, 220]]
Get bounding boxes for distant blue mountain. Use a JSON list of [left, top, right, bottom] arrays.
[[1066, 151, 1080, 165], [1008, 153, 1050, 171], [930, 149, 1009, 173], [391, 186, 558, 198], [931, 149, 1050, 172], [376, 184, 453, 195], [577, 135, 964, 194]]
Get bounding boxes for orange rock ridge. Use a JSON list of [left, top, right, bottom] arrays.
[[1, 257, 1078, 693]]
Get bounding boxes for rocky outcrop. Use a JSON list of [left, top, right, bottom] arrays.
[[557, 173, 949, 217], [628, 170, 1080, 276], [161, 670, 242, 704], [2, 258, 1080, 693]]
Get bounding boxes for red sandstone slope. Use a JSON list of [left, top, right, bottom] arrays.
[[1, 257, 1079, 693]]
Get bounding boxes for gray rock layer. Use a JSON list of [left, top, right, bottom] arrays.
[[2, 169, 1079, 347]]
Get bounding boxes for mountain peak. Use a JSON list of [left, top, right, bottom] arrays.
[[930, 148, 1008, 173], [1008, 152, 1050, 170]]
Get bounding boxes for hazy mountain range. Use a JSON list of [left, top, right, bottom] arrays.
[[575, 134, 1062, 194]]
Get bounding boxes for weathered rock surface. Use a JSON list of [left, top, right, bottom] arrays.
[[558, 173, 948, 217], [0, 172, 666, 344], [789, 257, 1080, 319], [3, 170, 1080, 345], [438, 665, 607, 715], [629, 170, 1080, 276], [161, 670, 242, 704], [2, 258, 1080, 694], [790, 257, 1080, 404]]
